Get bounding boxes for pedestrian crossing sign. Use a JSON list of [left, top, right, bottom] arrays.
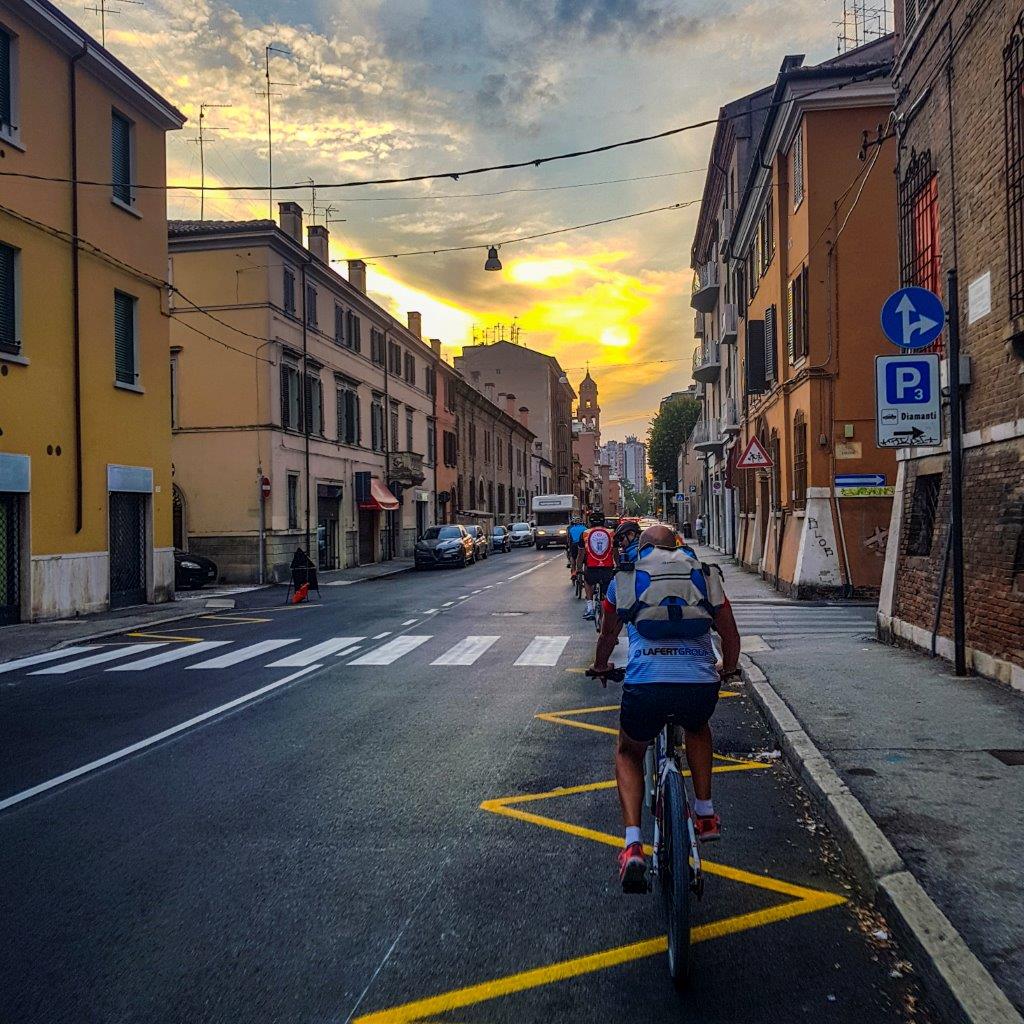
[[736, 436, 773, 469]]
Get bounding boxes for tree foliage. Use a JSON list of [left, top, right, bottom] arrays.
[[647, 396, 701, 493], [622, 481, 655, 516]]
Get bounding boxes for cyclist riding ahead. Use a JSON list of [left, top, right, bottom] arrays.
[[589, 524, 741, 892], [567, 515, 587, 575], [576, 511, 615, 620]]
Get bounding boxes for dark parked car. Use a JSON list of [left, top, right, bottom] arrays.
[[174, 549, 218, 590], [414, 525, 475, 569], [464, 524, 488, 561], [490, 526, 511, 553]]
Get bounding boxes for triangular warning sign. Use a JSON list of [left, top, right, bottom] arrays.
[[736, 436, 774, 469]]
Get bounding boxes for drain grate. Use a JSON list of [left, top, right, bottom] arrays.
[[988, 749, 1024, 766]]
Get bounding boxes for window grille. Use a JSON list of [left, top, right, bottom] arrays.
[[0, 242, 17, 353], [898, 149, 943, 352], [906, 472, 942, 555], [793, 411, 807, 510], [1005, 13, 1024, 319]]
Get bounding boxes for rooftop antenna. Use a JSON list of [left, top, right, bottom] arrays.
[[84, 0, 143, 47], [189, 102, 231, 220], [296, 177, 319, 225], [260, 44, 292, 220]]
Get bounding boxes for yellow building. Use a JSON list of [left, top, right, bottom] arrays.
[[0, 0, 185, 623]]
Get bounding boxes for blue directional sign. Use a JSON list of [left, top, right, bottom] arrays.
[[835, 474, 886, 487], [875, 354, 942, 448], [880, 287, 945, 350]]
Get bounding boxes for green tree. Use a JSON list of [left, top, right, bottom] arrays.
[[622, 481, 654, 516], [647, 396, 701, 493]]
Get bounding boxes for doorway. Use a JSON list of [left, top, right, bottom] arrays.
[[358, 509, 377, 564], [109, 492, 147, 608], [172, 485, 186, 550], [416, 497, 428, 539], [317, 485, 342, 570], [0, 493, 21, 626]]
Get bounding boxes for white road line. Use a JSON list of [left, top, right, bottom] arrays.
[[187, 639, 298, 670], [471, 589, 482, 595], [106, 641, 231, 671], [334, 645, 361, 658], [348, 635, 431, 666], [401, 619, 418, 626], [423, 608, 438, 614], [267, 637, 366, 668], [30, 644, 167, 675], [371, 632, 391, 640], [430, 635, 500, 666], [483, 586, 493, 590], [458, 595, 469, 600], [0, 646, 96, 675], [0, 666, 318, 813], [514, 636, 571, 667], [507, 563, 546, 582], [442, 601, 454, 607]]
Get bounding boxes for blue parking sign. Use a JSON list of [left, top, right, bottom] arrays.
[[884, 359, 931, 404]]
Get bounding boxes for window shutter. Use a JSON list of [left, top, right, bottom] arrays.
[[0, 244, 15, 351], [303, 374, 312, 433], [0, 32, 11, 129], [283, 268, 295, 315], [113, 291, 135, 383], [786, 281, 795, 363], [764, 304, 777, 382], [350, 391, 360, 444], [111, 112, 132, 205], [745, 319, 766, 394], [800, 267, 809, 358], [281, 365, 291, 428], [793, 129, 804, 207], [334, 305, 344, 344]]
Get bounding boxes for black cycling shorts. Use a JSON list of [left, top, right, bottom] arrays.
[[583, 566, 615, 590], [620, 683, 720, 743]]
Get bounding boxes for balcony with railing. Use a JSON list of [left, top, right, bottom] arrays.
[[692, 340, 721, 383], [692, 417, 725, 453], [690, 261, 719, 312], [720, 302, 737, 344], [388, 450, 425, 486], [722, 397, 741, 434]]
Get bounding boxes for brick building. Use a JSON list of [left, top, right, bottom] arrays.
[[878, 1, 1024, 685]]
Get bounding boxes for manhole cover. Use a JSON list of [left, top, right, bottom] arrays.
[[988, 749, 1024, 766]]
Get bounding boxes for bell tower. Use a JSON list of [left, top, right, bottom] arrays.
[[577, 367, 600, 435]]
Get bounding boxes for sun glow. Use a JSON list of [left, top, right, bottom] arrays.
[[600, 326, 632, 348]]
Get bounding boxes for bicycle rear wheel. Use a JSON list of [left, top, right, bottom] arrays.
[[574, 573, 583, 599], [659, 769, 692, 989]]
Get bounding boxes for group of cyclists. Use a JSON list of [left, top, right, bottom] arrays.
[[567, 509, 742, 892]]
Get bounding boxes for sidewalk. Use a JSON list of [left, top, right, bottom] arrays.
[[317, 558, 414, 586], [701, 545, 1024, 1021]]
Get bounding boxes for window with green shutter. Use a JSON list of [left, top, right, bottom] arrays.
[[111, 111, 133, 206], [0, 242, 17, 354], [113, 291, 137, 384], [0, 30, 12, 133]]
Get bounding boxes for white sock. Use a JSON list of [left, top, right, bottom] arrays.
[[586, 600, 594, 613], [694, 799, 714, 817], [625, 826, 642, 847]]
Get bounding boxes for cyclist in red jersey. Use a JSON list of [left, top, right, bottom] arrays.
[[575, 511, 615, 620]]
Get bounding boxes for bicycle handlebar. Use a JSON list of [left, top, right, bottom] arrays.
[[586, 666, 625, 683]]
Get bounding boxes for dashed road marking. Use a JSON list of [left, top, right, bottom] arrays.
[[30, 644, 167, 675], [513, 636, 570, 667], [187, 639, 298, 670], [430, 636, 500, 666], [348, 636, 432, 666], [0, 647, 95, 675], [107, 641, 231, 671], [268, 638, 366, 668]]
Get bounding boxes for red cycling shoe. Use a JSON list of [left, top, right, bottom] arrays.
[[693, 813, 722, 842], [618, 842, 648, 893]]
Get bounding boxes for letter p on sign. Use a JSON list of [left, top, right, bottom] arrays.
[[886, 360, 930, 404]]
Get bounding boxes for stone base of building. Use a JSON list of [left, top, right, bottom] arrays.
[[877, 613, 1024, 692]]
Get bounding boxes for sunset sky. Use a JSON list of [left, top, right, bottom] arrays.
[[60, 0, 842, 438]]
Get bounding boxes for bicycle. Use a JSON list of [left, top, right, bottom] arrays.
[[573, 571, 584, 600], [585, 665, 704, 990], [592, 581, 604, 633]]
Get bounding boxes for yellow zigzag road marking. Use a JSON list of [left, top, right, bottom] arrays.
[[354, 699, 845, 1024]]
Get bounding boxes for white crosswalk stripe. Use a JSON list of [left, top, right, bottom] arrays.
[[0, 646, 96, 675], [186, 639, 299, 669], [30, 644, 167, 675], [514, 636, 571, 667], [267, 637, 366, 668], [107, 641, 231, 671], [431, 635, 500, 666], [348, 635, 431, 666]]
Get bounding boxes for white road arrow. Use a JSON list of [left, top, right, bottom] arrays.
[[896, 293, 938, 345]]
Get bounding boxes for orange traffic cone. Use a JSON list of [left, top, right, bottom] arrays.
[[291, 582, 309, 604]]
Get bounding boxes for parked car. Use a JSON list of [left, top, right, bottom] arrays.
[[174, 549, 218, 590], [464, 524, 489, 561], [415, 525, 475, 569], [509, 522, 534, 547], [490, 526, 512, 553]]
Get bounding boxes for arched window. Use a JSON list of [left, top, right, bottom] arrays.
[[792, 411, 807, 510], [478, 479, 485, 508]]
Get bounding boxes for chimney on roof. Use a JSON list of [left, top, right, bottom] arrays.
[[429, 338, 441, 356], [519, 406, 529, 429], [505, 392, 516, 415], [407, 311, 422, 338], [484, 382, 495, 404], [348, 259, 367, 293], [308, 224, 329, 263], [278, 201, 303, 243]]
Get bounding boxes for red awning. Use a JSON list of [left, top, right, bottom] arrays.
[[359, 478, 400, 511]]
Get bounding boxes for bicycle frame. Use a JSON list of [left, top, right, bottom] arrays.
[[649, 727, 703, 893]]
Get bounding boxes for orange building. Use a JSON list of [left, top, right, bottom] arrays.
[[730, 40, 899, 596]]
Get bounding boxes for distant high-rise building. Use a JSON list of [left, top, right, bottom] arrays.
[[622, 436, 647, 491]]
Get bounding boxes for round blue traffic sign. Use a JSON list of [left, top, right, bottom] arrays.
[[880, 287, 945, 350]]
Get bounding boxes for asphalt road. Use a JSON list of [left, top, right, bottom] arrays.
[[1, 549, 936, 1023]]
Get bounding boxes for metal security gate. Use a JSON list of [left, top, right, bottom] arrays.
[[0, 493, 20, 626], [109, 492, 146, 608]]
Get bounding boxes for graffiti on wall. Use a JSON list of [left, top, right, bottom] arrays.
[[864, 526, 889, 556]]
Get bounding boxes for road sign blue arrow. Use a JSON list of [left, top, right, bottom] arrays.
[[880, 286, 945, 350], [835, 474, 886, 487]]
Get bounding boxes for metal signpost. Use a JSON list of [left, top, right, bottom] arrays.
[[879, 282, 965, 675]]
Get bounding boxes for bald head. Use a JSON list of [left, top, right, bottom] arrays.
[[639, 525, 676, 550]]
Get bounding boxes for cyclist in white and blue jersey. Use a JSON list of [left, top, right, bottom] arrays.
[[590, 524, 741, 892]]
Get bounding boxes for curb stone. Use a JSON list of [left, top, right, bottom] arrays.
[[740, 653, 1024, 1024]]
